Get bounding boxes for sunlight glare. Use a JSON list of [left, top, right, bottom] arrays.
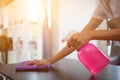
[[28, 0, 39, 23]]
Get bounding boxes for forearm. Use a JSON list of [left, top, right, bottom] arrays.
[[82, 17, 103, 31], [91, 28, 120, 40], [48, 45, 76, 64]]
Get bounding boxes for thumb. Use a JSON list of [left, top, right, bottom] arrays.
[[62, 30, 78, 42]]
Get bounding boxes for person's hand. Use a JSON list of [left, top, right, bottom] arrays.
[[67, 31, 92, 50], [27, 59, 51, 66]]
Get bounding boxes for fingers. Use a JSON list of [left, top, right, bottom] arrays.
[[34, 62, 44, 66], [27, 60, 36, 65], [71, 37, 77, 47], [74, 41, 80, 49], [27, 60, 49, 67], [62, 30, 78, 42], [27, 60, 40, 65], [67, 32, 80, 48], [67, 32, 87, 51], [67, 37, 73, 48], [76, 44, 83, 51]]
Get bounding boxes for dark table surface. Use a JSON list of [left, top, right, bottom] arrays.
[[0, 58, 120, 80]]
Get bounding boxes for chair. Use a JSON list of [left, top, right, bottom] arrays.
[[0, 35, 11, 64]]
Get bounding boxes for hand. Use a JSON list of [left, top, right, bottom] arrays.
[[27, 59, 51, 66], [67, 31, 91, 50]]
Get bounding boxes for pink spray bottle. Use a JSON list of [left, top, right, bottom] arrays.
[[61, 31, 110, 75]]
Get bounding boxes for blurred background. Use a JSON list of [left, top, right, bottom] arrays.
[[0, 0, 108, 64]]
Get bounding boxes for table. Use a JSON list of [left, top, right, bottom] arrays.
[[0, 58, 120, 80]]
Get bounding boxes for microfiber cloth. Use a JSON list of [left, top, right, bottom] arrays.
[[16, 61, 50, 71]]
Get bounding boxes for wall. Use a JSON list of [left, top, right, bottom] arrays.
[[57, 0, 108, 59]]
